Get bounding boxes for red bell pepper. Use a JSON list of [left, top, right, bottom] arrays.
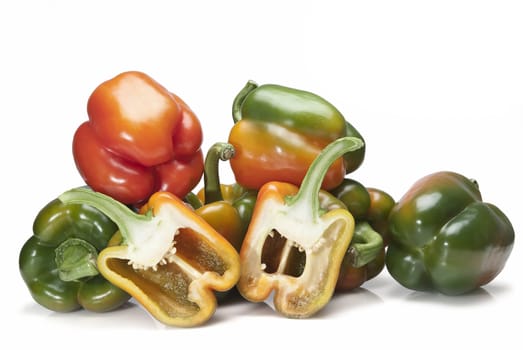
[[73, 71, 204, 205]]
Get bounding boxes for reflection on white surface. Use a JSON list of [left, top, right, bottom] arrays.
[[19, 272, 510, 328]]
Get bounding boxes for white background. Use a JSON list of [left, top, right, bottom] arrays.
[[2, 0, 521, 348]]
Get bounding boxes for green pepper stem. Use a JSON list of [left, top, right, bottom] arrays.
[[204, 142, 235, 204], [59, 188, 151, 246], [286, 136, 364, 220], [347, 222, 384, 268], [54, 238, 99, 281], [469, 178, 479, 189], [232, 80, 258, 123], [184, 192, 203, 209]]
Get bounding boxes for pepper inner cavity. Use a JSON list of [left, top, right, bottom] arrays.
[[108, 258, 200, 317], [261, 229, 306, 277]]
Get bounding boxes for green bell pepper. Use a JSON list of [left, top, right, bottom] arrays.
[[19, 193, 130, 312], [386, 171, 515, 295]]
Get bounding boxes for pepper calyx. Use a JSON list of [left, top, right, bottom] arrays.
[[54, 237, 99, 281], [346, 222, 384, 268]]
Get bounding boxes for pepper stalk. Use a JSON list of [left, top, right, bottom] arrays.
[[347, 222, 384, 268], [203, 142, 235, 204], [54, 238, 99, 281], [60, 188, 181, 270], [232, 80, 258, 123]]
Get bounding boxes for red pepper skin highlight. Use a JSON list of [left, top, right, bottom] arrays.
[[73, 71, 204, 205]]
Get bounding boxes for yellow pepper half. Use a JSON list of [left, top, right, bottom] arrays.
[[59, 188, 240, 327]]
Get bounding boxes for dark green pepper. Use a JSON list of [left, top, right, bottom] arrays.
[[19, 193, 130, 312], [331, 179, 394, 291], [386, 171, 515, 295]]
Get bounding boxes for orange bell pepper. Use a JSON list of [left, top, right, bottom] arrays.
[[73, 71, 204, 206]]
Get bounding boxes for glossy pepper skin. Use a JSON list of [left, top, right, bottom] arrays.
[[332, 180, 395, 244], [73, 71, 204, 206], [188, 142, 257, 251], [331, 179, 394, 291], [386, 171, 515, 295], [238, 136, 364, 318], [19, 194, 130, 312], [228, 80, 365, 191], [59, 188, 240, 327]]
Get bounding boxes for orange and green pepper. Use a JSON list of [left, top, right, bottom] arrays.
[[386, 171, 515, 295], [228, 81, 365, 191], [59, 187, 240, 327]]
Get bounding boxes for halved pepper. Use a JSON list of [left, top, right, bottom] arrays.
[[19, 193, 130, 312], [386, 171, 515, 295], [73, 71, 204, 206], [237, 136, 364, 318], [59, 188, 240, 327], [228, 81, 365, 191], [186, 142, 257, 251], [331, 179, 394, 291]]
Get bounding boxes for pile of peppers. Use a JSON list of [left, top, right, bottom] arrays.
[[19, 71, 515, 327]]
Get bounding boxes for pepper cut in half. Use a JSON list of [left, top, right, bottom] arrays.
[[237, 136, 364, 318], [228, 81, 365, 191], [59, 188, 240, 327], [73, 71, 204, 206], [386, 171, 515, 295], [19, 193, 130, 312]]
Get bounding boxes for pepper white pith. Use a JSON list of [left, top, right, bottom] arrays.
[[59, 188, 203, 273]]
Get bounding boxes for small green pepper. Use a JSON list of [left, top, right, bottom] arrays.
[[386, 171, 515, 295], [331, 179, 394, 291], [19, 193, 130, 312]]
